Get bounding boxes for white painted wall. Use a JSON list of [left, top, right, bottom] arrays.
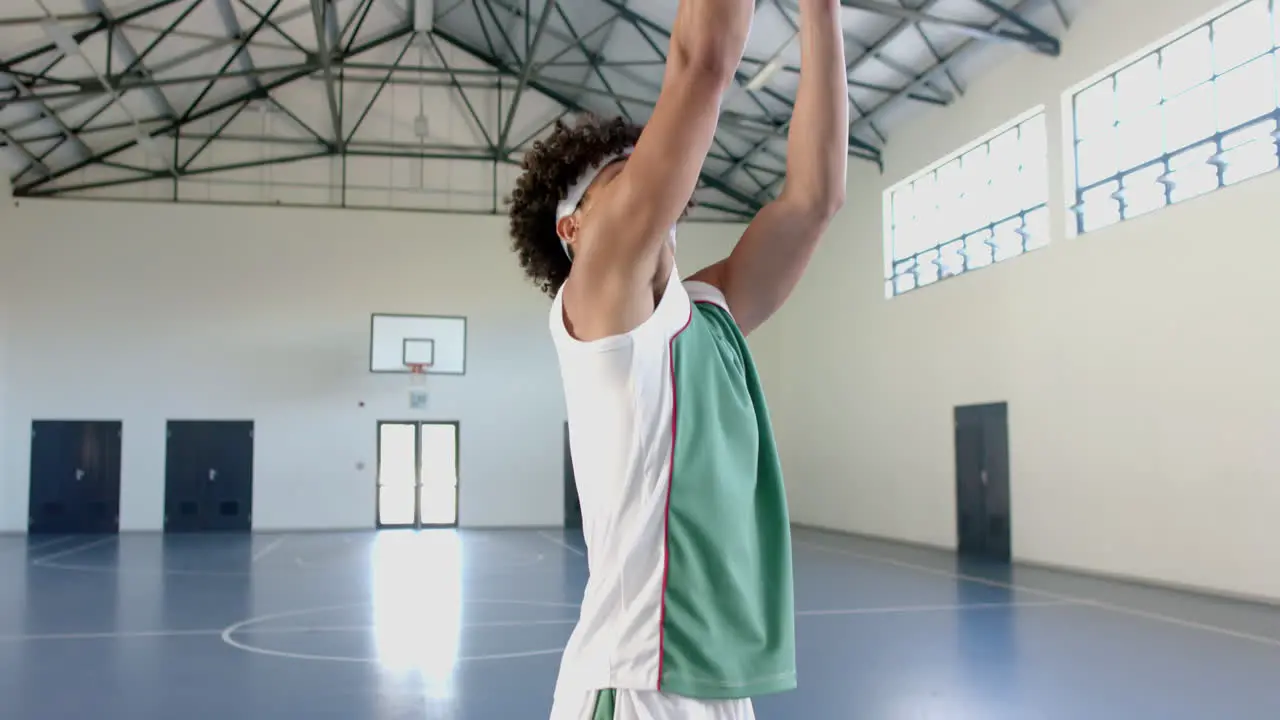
[[767, 0, 1280, 601], [0, 199, 741, 532], [0, 188, 11, 530]]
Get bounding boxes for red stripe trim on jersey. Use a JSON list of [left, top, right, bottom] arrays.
[[656, 304, 695, 691]]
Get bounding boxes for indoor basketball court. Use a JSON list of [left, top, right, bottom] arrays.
[[2, 0, 1279, 718]]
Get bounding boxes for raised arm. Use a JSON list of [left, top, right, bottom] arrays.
[[689, 0, 848, 336], [563, 0, 755, 340]]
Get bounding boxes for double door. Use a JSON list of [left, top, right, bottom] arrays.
[[377, 421, 459, 528], [955, 402, 1012, 562], [28, 420, 122, 534], [165, 420, 254, 532]]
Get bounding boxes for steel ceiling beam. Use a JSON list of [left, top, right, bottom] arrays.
[[1, 0, 196, 168], [432, 26, 761, 217], [527, 12, 618, 73], [0, 63, 315, 105], [0, 127, 50, 176], [2, 0, 1065, 212], [13, 25, 413, 196], [236, 0, 311, 55], [498, 0, 556, 152], [3, 116, 169, 145], [3, 0, 185, 69], [969, 0, 1060, 53], [84, 0, 180, 120], [310, 0, 345, 146], [31, 2, 180, 182], [839, 0, 1058, 55], [842, 0, 949, 105], [423, 33, 499, 150], [850, 0, 1047, 136], [342, 0, 379, 53], [0, 14, 99, 28], [770, 0, 884, 146], [909, 19, 964, 97], [4, 74, 102, 186], [0, 61, 515, 107], [736, 56, 947, 105], [476, 0, 523, 61], [339, 0, 376, 50], [118, 0, 204, 79], [553, 6, 629, 120], [343, 34, 415, 146], [508, 106, 568, 151], [181, 0, 283, 121], [179, 98, 251, 171]]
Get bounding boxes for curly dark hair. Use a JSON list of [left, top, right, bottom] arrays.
[[507, 114, 644, 298]]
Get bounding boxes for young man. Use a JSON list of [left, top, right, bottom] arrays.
[[507, 0, 847, 717]]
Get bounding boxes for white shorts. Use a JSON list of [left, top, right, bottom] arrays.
[[550, 689, 755, 720]]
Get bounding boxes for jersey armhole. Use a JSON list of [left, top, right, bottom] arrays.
[[551, 268, 691, 352], [682, 280, 732, 317]]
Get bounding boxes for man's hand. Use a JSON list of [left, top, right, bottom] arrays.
[[689, 0, 847, 336]]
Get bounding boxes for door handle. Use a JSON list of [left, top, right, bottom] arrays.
[[75, 468, 85, 482], [980, 469, 988, 486], [208, 468, 218, 482]]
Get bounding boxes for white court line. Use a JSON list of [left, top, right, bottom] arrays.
[[0, 628, 221, 642], [0, 601, 1082, 645], [795, 538, 1280, 649], [31, 536, 115, 564], [538, 531, 586, 557], [0, 618, 582, 643], [233, 618, 582, 635], [15, 536, 80, 554], [220, 599, 582, 664], [251, 536, 287, 563], [796, 600, 1071, 617]]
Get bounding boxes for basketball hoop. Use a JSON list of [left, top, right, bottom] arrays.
[[406, 363, 431, 410]]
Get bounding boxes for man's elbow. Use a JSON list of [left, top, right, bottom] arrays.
[[784, 186, 845, 224], [669, 41, 739, 89], [813, 188, 846, 220]]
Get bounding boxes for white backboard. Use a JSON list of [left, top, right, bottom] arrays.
[[370, 314, 466, 374]]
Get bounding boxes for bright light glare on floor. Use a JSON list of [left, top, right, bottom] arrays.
[[371, 531, 463, 690]]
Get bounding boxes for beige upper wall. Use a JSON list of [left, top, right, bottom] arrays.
[[0, 198, 743, 532], [764, 0, 1280, 600]]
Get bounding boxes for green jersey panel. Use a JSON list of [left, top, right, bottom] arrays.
[[659, 300, 796, 699]]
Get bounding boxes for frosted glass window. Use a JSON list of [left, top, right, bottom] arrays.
[[1070, 0, 1280, 235], [885, 111, 1049, 297]]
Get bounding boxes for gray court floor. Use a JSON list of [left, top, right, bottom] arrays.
[[1, 527, 1278, 719]]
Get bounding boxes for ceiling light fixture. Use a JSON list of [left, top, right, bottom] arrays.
[[413, 0, 434, 33], [744, 31, 797, 92]]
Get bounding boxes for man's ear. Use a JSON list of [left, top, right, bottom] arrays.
[[556, 214, 577, 251]]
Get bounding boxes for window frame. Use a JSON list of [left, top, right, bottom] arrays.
[[882, 106, 1051, 298], [1064, 0, 1280, 237]]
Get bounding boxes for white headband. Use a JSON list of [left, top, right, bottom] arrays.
[[555, 147, 633, 259]]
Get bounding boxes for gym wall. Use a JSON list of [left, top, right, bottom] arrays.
[[0, 199, 742, 532], [765, 0, 1280, 602]]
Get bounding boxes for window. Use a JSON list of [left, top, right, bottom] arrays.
[[1070, 0, 1280, 234], [884, 111, 1050, 297]]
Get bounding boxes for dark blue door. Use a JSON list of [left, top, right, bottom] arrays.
[[28, 420, 122, 534], [954, 403, 1011, 563], [165, 421, 254, 532]]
